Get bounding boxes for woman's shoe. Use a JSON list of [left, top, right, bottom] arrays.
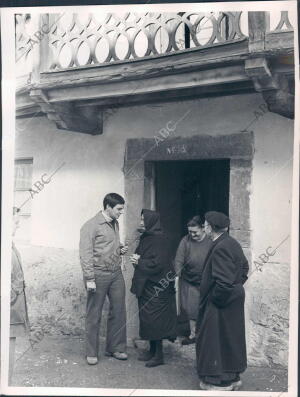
[[138, 350, 155, 361], [145, 340, 164, 367]]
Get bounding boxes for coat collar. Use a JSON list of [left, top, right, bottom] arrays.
[[96, 211, 118, 227], [212, 231, 228, 245], [211, 231, 228, 247]]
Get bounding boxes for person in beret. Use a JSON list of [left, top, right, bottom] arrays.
[[196, 211, 249, 391]]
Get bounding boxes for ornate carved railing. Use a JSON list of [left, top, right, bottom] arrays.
[[46, 12, 247, 70], [15, 10, 294, 77], [271, 10, 293, 32]]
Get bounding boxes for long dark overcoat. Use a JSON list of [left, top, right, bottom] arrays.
[[196, 232, 249, 378]]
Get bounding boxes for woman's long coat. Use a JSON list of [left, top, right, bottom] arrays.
[[130, 209, 177, 340], [196, 232, 249, 377], [10, 242, 29, 337]]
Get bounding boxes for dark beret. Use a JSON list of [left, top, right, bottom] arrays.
[[205, 211, 230, 229]]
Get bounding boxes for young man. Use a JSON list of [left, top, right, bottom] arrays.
[[79, 193, 128, 364], [174, 216, 212, 345], [196, 211, 249, 391]]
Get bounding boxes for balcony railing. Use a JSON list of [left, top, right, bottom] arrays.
[[15, 10, 294, 85]]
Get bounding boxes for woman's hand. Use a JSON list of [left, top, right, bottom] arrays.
[[130, 254, 140, 266]]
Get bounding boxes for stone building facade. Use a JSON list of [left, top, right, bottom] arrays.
[[13, 8, 295, 368]]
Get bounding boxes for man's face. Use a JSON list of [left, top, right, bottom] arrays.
[[107, 204, 124, 220], [12, 213, 20, 236], [203, 221, 213, 239], [188, 225, 205, 241]]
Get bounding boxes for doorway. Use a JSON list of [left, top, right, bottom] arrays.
[[153, 160, 230, 255]]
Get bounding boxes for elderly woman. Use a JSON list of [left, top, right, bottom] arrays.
[[10, 207, 30, 382], [130, 209, 177, 368], [174, 215, 212, 345]]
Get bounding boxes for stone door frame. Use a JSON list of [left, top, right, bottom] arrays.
[[123, 131, 254, 339]]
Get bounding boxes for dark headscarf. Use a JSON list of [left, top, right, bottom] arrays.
[[141, 209, 163, 235]]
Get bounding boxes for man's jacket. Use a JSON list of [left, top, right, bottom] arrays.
[[79, 211, 121, 281]]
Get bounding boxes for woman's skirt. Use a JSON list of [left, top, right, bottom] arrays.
[[180, 278, 201, 321], [138, 280, 177, 340]]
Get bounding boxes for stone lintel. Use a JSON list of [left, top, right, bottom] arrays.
[[125, 132, 254, 163]]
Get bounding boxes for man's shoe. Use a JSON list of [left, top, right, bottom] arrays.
[[199, 381, 233, 391], [145, 357, 164, 368], [86, 356, 98, 365], [232, 379, 243, 390], [105, 351, 128, 360], [138, 350, 155, 361], [181, 337, 196, 345]]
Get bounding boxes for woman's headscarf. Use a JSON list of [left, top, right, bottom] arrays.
[[141, 209, 163, 235]]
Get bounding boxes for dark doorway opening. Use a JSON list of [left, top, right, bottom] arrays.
[[154, 160, 230, 255]]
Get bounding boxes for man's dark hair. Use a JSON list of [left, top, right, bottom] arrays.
[[187, 215, 204, 228], [209, 223, 228, 233], [103, 193, 125, 209]]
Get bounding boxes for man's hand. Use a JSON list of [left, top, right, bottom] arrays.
[[86, 280, 96, 292], [120, 245, 129, 255], [130, 254, 140, 266]]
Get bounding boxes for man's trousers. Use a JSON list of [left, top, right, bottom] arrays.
[[85, 268, 127, 357]]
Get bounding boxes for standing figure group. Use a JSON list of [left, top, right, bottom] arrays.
[[78, 192, 249, 391], [9, 192, 248, 392]]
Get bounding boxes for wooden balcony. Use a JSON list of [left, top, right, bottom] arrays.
[[15, 10, 295, 134]]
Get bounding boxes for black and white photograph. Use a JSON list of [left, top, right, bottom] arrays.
[[1, 1, 299, 396]]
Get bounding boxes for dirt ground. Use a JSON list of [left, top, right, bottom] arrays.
[[10, 336, 287, 392]]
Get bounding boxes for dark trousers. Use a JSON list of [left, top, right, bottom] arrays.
[[85, 269, 127, 357]]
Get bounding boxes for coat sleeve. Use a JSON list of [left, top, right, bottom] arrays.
[[137, 237, 168, 276], [211, 245, 236, 308], [241, 255, 249, 284], [174, 237, 187, 277], [11, 249, 24, 305], [11, 259, 19, 305], [79, 222, 95, 281]]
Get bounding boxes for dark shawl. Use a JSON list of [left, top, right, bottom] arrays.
[[130, 209, 175, 297]]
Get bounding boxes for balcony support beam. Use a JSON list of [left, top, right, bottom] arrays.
[[245, 57, 294, 119], [246, 12, 294, 119], [30, 89, 103, 135]]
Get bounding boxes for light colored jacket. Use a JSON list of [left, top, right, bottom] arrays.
[[79, 211, 121, 281]]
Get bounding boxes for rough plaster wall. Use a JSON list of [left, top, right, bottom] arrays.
[[245, 110, 293, 367], [13, 93, 294, 367], [19, 244, 109, 338]]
